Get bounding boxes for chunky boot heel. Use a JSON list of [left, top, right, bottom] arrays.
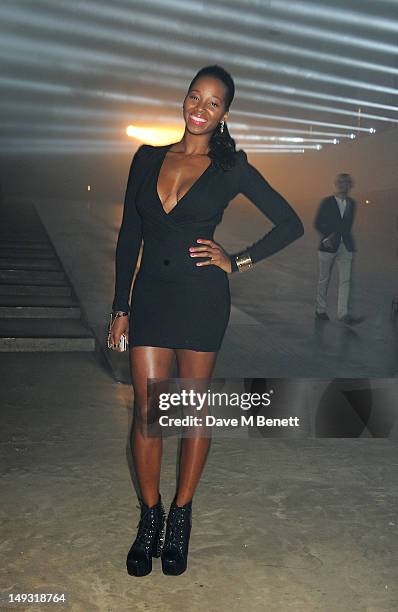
[[161, 498, 192, 576], [126, 494, 166, 577]]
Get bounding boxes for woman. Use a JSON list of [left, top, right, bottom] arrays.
[[109, 64, 304, 577]]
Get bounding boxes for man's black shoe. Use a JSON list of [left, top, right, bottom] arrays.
[[337, 314, 364, 325], [315, 311, 329, 320]]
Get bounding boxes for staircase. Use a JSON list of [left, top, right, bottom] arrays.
[[0, 200, 96, 351]]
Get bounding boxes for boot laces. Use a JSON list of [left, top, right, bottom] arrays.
[[134, 506, 159, 552], [167, 506, 191, 553]]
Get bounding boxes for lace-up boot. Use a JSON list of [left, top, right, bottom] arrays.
[[161, 498, 192, 575], [126, 495, 166, 576]]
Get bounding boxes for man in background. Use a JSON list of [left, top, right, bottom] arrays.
[[314, 172, 362, 325]]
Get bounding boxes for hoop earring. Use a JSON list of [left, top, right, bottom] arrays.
[[220, 120, 225, 134]]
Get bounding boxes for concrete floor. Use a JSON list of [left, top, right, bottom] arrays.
[[1, 195, 397, 611], [1, 352, 397, 612]]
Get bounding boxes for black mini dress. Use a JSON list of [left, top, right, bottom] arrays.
[[111, 143, 303, 352]]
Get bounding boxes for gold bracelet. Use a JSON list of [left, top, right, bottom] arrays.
[[235, 252, 253, 272]]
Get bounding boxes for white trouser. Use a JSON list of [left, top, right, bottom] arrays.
[[315, 241, 353, 318]]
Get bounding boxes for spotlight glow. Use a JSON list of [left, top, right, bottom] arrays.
[[126, 125, 184, 145]]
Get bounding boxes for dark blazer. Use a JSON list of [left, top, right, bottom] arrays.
[[314, 195, 356, 253], [112, 144, 304, 311]]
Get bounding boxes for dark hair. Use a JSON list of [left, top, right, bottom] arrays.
[[335, 173, 353, 184], [187, 65, 237, 171]]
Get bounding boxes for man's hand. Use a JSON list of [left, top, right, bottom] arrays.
[[321, 233, 337, 249]]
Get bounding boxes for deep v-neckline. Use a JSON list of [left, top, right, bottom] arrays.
[[155, 144, 213, 216]]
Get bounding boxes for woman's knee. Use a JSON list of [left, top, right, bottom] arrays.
[[175, 349, 218, 378]]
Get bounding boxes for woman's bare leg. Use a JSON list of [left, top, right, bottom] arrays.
[[130, 346, 175, 507], [173, 349, 218, 506]]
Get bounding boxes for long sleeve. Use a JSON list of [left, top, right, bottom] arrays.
[[229, 150, 304, 272], [111, 144, 147, 312], [314, 198, 332, 235]]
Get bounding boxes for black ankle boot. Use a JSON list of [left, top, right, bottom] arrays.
[[161, 498, 192, 576], [126, 494, 166, 577]]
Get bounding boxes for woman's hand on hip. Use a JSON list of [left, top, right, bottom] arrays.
[[189, 239, 232, 273], [108, 315, 129, 351]]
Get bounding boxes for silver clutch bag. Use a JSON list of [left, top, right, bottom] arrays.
[[107, 313, 129, 351]]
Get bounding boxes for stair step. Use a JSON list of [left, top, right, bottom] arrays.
[[0, 318, 93, 335], [0, 259, 61, 271], [0, 231, 46, 238], [0, 270, 66, 283], [0, 306, 81, 319], [0, 295, 78, 306], [0, 318, 95, 351], [0, 337, 95, 351], [0, 284, 72, 296], [0, 249, 55, 259], [0, 231, 48, 238], [0, 202, 96, 353], [0, 240, 52, 249]]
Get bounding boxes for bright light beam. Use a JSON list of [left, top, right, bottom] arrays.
[[2, 75, 396, 126], [55, 0, 398, 77], [0, 98, 369, 140], [236, 110, 375, 133], [240, 143, 322, 149], [235, 135, 339, 144], [2, 47, 396, 115], [136, 0, 398, 55], [262, 0, 398, 34], [1, 8, 397, 97]]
